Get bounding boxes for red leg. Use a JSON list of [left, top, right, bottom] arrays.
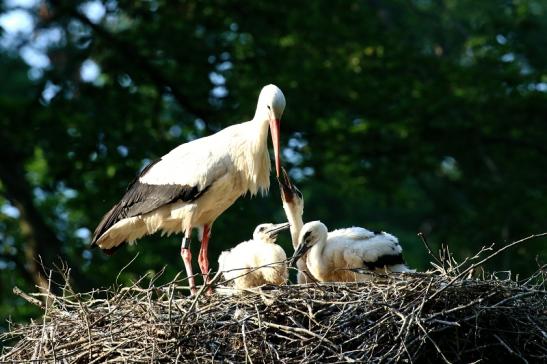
[[180, 232, 197, 295], [198, 224, 211, 286]]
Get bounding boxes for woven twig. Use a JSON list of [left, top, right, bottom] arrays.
[[1, 235, 546, 363]]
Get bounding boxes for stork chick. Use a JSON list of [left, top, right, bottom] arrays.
[[218, 222, 290, 290], [292, 221, 414, 282], [278, 168, 414, 283]]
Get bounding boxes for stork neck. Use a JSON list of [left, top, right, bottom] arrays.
[[248, 116, 270, 143], [283, 203, 304, 249], [290, 220, 304, 249], [308, 238, 327, 278], [233, 118, 271, 196]]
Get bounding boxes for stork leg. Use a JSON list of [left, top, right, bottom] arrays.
[[198, 224, 211, 292], [180, 231, 197, 295]]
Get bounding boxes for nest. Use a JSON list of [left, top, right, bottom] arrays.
[[1, 239, 546, 363]]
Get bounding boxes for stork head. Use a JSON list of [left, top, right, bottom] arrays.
[[253, 222, 290, 244], [290, 221, 328, 266], [255, 84, 286, 177], [278, 167, 302, 203], [277, 167, 304, 230]]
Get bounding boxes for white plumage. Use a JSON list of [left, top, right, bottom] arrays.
[[293, 221, 414, 282], [218, 223, 289, 290], [277, 168, 413, 283], [91, 84, 286, 294]]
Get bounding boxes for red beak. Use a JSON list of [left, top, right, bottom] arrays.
[[269, 118, 281, 177]]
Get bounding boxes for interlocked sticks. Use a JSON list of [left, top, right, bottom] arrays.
[[1, 235, 546, 363], [1, 269, 545, 363]]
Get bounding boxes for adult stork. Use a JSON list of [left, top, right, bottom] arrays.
[[91, 84, 285, 294]]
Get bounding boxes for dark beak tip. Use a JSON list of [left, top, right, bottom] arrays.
[[288, 256, 298, 267], [265, 223, 290, 236], [283, 169, 291, 185]]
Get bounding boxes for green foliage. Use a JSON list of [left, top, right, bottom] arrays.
[[1, 0, 546, 329]]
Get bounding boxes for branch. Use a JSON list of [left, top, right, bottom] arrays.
[[13, 286, 45, 309], [428, 232, 547, 301], [417, 232, 442, 266]]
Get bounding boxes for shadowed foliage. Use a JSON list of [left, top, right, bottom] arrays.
[[1, 0, 546, 330]]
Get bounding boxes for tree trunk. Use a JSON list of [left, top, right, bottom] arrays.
[[0, 145, 65, 294]]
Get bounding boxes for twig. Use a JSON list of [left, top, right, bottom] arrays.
[[181, 270, 222, 322], [494, 334, 529, 364], [428, 233, 547, 301], [241, 322, 253, 364], [418, 232, 442, 265], [115, 252, 140, 284], [12, 287, 45, 309]]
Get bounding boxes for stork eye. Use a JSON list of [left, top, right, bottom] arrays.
[[259, 226, 266, 232], [267, 105, 271, 110]]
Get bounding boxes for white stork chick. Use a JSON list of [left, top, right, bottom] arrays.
[[91, 84, 286, 294], [218, 222, 290, 290], [277, 168, 413, 282], [291, 221, 414, 282]]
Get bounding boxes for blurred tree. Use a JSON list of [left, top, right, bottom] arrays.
[[1, 0, 546, 329]]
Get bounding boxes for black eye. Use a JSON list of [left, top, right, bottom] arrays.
[[259, 226, 266, 232], [267, 105, 271, 110]]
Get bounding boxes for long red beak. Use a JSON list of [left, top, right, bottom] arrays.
[[269, 118, 281, 177]]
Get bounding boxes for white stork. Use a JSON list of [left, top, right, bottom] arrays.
[[91, 84, 286, 294], [277, 168, 413, 283], [291, 221, 414, 282], [218, 222, 289, 291]]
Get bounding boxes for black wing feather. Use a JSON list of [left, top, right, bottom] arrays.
[[91, 158, 208, 248], [363, 253, 405, 270]]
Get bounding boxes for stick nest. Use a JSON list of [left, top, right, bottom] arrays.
[[1, 264, 546, 363]]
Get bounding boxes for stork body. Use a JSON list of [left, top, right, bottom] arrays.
[[293, 221, 413, 282], [91, 85, 286, 294], [277, 169, 413, 283], [218, 223, 289, 290]]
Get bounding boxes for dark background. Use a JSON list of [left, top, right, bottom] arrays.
[[1, 0, 546, 329]]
